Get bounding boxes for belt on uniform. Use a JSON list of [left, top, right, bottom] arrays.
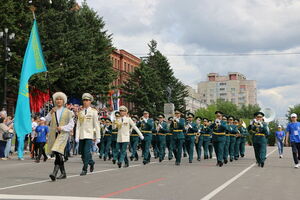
[[173, 130, 183, 132], [158, 133, 166, 136], [213, 132, 225, 135], [166, 133, 173, 136], [255, 133, 265, 136], [228, 134, 236, 137], [142, 131, 152, 133], [104, 134, 111, 136], [131, 134, 139, 136], [112, 132, 118, 135], [186, 133, 195, 136], [202, 134, 211, 137]]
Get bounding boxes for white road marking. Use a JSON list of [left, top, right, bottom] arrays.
[[0, 162, 157, 191], [200, 148, 277, 200], [0, 194, 141, 200]]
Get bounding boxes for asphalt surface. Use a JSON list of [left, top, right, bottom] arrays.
[[0, 146, 299, 200]]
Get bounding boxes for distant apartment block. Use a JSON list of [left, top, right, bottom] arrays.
[[197, 72, 257, 106]]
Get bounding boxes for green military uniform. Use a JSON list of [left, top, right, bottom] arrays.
[[228, 122, 238, 162], [222, 116, 230, 164], [102, 119, 112, 161], [170, 111, 186, 165], [152, 119, 159, 159], [210, 111, 227, 167], [130, 117, 140, 161], [195, 117, 204, 161], [111, 112, 120, 164], [185, 113, 198, 163], [166, 117, 174, 160], [156, 114, 169, 162], [200, 118, 212, 159], [98, 118, 106, 159], [238, 125, 249, 158], [137, 113, 154, 165], [248, 112, 269, 168]]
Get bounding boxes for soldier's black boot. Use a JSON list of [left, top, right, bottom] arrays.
[[49, 165, 60, 181], [224, 159, 228, 164], [57, 165, 67, 180]]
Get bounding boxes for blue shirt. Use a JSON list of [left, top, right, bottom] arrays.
[[286, 122, 300, 143], [35, 125, 49, 143], [275, 131, 285, 141]]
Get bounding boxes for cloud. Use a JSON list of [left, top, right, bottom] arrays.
[[79, 0, 300, 117]]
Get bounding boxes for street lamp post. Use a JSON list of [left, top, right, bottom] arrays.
[[0, 28, 15, 111]]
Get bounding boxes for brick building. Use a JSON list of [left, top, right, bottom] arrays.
[[109, 49, 141, 110]]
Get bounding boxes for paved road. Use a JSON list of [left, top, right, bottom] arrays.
[[0, 146, 299, 200]]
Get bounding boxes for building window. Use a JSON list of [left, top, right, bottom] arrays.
[[220, 93, 227, 96], [220, 88, 225, 91], [231, 88, 235, 91], [219, 82, 226, 86]]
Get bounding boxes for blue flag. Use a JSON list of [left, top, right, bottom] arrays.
[[14, 20, 47, 158]]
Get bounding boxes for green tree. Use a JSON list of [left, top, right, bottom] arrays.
[[0, 0, 116, 108], [237, 104, 261, 119], [122, 40, 188, 116], [122, 62, 163, 116], [286, 104, 300, 122], [195, 104, 217, 120]]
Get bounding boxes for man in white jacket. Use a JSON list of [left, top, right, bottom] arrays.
[[115, 106, 144, 168], [76, 93, 100, 176]]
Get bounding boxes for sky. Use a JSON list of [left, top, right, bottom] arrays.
[[78, 0, 300, 117]]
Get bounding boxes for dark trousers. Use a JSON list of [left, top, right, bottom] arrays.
[[142, 139, 152, 162], [0, 140, 7, 158], [130, 137, 139, 159], [36, 142, 47, 160], [173, 138, 184, 163], [116, 142, 129, 164], [54, 152, 64, 166], [253, 138, 267, 164], [79, 139, 94, 171], [291, 142, 300, 164]]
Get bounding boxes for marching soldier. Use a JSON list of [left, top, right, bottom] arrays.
[[170, 110, 186, 166], [152, 118, 159, 159], [228, 116, 238, 162], [195, 117, 204, 161], [111, 112, 120, 164], [238, 119, 249, 158], [234, 119, 245, 160], [222, 115, 230, 164], [115, 106, 144, 168], [76, 93, 100, 176], [130, 116, 140, 161], [46, 92, 74, 181], [98, 117, 106, 159], [137, 111, 154, 165], [185, 113, 198, 163], [102, 119, 112, 161], [156, 114, 169, 162], [248, 112, 269, 168], [210, 111, 227, 167], [166, 117, 174, 160], [208, 120, 214, 159], [200, 118, 213, 159]]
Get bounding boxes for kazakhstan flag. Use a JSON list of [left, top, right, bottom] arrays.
[[14, 20, 47, 158]]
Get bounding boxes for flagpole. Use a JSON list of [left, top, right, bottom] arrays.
[[29, 5, 36, 20]]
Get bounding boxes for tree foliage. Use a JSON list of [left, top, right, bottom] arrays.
[[122, 40, 188, 116], [0, 0, 116, 105], [195, 99, 261, 120]]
